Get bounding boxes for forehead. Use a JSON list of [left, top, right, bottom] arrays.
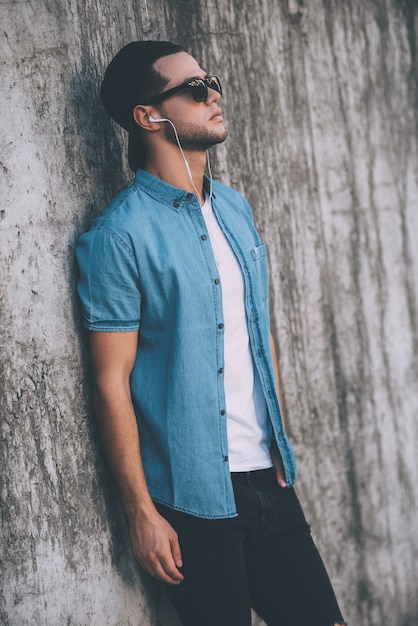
[[153, 51, 206, 87]]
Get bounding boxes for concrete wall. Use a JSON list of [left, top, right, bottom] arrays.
[[1, 1, 417, 624]]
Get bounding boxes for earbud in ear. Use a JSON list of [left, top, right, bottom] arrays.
[[149, 115, 169, 123]]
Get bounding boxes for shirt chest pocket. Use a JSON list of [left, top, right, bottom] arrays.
[[250, 244, 269, 302]]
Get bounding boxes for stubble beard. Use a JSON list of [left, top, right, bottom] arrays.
[[163, 119, 228, 152]]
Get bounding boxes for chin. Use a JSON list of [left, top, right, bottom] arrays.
[[208, 129, 227, 148], [217, 127, 228, 143]]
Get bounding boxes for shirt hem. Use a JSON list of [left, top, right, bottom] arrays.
[[152, 497, 238, 520], [82, 322, 140, 332]]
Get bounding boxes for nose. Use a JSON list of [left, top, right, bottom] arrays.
[[206, 86, 221, 105]]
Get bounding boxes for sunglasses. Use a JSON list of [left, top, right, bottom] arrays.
[[142, 75, 222, 105]]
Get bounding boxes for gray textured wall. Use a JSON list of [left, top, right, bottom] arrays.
[[1, 1, 417, 625]]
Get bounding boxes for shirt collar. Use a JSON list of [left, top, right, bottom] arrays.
[[134, 169, 215, 210]]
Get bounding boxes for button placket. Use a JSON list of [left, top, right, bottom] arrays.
[[190, 199, 228, 462]]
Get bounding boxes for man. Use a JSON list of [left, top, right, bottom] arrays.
[[76, 41, 346, 626]]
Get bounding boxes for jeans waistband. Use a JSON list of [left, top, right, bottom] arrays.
[[231, 466, 274, 482]]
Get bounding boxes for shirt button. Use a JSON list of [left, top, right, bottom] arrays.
[[186, 193, 193, 200], [173, 199, 180, 208], [218, 323, 224, 329], [219, 368, 224, 374], [214, 278, 220, 284], [220, 409, 226, 415], [201, 234, 207, 240]]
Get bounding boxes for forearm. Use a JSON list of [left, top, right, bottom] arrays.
[[88, 330, 183, 584], [269, 332, 288, 487], [92, 378, 156, 521], [270, 332, 286, 433]]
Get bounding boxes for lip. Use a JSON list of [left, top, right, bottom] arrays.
[[209, 108, 224, 122]]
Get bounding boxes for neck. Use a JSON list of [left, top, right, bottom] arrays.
[[145, 142, 207, 205]]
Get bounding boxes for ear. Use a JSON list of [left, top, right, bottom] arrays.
[[133, 105, 161, 131]]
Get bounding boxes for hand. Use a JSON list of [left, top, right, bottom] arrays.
[[129, 511, 184, 585], [271, 443, 287, 488]]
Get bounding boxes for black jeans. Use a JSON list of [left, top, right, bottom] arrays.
[[156, 468, 346, 626]]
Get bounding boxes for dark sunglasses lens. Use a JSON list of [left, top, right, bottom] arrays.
[[187, 76, 222, 102], [208, 76, 222, 95], [190, 81, 208, 102]]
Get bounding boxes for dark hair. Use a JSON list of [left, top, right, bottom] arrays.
[[139, 64, 171, 106], [101, 41, 185, 131], [101, 40, 185, 171]]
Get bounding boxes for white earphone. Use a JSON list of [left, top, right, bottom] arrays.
[[146, 115, 213, 206], [148, 115, 168, 123]]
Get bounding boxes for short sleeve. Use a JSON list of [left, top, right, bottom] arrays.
[[76, 227, 141, 331]]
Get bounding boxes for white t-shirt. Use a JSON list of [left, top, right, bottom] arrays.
[[201, 196, 273, 471]]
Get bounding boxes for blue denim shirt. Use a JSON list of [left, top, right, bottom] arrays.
[[76, 169, 297, 518]]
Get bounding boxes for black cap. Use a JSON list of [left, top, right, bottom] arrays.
[[101, 41, 185, 171]]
